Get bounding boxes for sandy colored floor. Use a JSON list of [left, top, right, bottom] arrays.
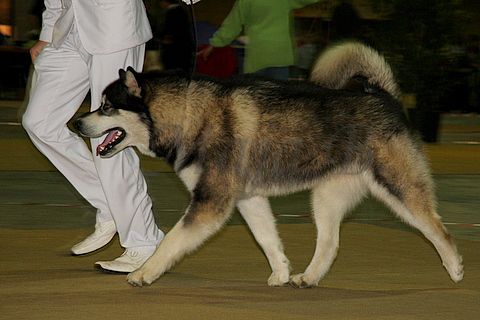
[[1, 100, 479, 319], [2, 223, 479, 320]]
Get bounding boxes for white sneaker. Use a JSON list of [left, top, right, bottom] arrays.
[[71, 220, 117, 255], [95, 246, 156, 273]]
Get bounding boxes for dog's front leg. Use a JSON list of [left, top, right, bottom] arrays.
[[236, 196, 290, 286], [127, 187, 235, 287]]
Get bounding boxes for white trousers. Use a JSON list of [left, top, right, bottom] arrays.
[[22, 24, 163, 249]]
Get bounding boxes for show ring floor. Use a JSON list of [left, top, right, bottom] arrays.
[[0, 101, 479, 319]]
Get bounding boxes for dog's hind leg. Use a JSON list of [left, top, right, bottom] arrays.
[[237, 196, 290, 286], [290, 174, 368, 288], [367, 137, 463, 282]]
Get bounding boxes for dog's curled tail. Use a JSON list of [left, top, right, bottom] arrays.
[[310, 41, 401, 100]]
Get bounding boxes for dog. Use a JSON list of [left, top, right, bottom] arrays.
[[74, 42, 463, 288]]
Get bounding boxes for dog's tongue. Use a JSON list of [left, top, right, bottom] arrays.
[[96, 130, 118, 156]]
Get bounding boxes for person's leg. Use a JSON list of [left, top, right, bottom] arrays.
[[88, 45, 163, 255], [22, 37, 114, 226]]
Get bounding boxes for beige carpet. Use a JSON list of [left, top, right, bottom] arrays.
[[1, 223, 478, 320]]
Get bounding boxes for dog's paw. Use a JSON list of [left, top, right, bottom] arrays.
[[445, 260, 464, 283], [289, 273, 318, 289], [126, 267, 158, 287], [267, 271, 289, 287]]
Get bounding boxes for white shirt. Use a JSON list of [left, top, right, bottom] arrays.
[[40, 0, 153, 54]]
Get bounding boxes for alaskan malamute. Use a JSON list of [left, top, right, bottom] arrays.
[[74, 42, 463, 288]]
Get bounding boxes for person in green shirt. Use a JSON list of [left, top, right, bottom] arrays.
[[198, 0, 319, 80]]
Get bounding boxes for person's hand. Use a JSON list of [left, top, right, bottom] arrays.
[[30, 40, 49, 63], [197, 45, 214, 60]]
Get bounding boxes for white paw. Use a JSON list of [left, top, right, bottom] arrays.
[[289, 273, 318, 288], [267, 271, 289, 287], [445, 260, 464, 283], [126, 267, 158, 287]]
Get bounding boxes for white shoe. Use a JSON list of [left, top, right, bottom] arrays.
[[95, 246, 156, 273], [71, 220, 116, 255]]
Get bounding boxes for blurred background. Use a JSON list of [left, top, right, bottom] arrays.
[[1, 4, 479, 317], [1, 0, 480, 142], [0, 0, 480, 320]]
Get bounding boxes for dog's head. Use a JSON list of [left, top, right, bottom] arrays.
[[73, 67, 154, 158]]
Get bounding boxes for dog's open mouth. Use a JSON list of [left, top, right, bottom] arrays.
[[96, 128, 126, 156]]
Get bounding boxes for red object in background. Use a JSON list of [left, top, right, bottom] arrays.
[[195, 44, 237, 78]]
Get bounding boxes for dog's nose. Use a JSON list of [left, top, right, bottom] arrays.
[[72, 118, 82, 132]]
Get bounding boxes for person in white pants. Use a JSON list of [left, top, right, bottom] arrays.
[[23, 0, 164, 273]]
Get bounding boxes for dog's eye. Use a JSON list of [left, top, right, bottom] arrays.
[[100, 103, 114, 116]]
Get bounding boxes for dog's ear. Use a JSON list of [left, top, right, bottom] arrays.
[[126, 66, 137, 74], [119, 68, 126, 80], [120, 67, 142, 98]]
